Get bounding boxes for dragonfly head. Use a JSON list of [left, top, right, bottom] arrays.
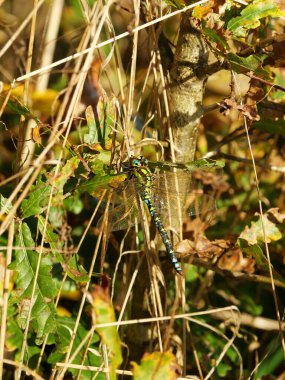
[[129, 156, 148, 168]]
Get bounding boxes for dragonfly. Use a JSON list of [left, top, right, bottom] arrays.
[[98, 156, 220, 275]]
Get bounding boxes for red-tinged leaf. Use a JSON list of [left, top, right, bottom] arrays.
[[92, 285, 123, 380], [132, 351, 180, 380], [227, 0, 285, 39]]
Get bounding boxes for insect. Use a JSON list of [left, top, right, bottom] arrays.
[[99, 156, 219, 275]]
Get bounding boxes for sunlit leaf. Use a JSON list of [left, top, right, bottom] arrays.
[[239, 213, 282, 245], [227, 0, 285, 38], [76, 173, 126, 196], [132, 351, 180, 380], [9, 223, 58, 344], [92, 285, 123, 380], [52, 156, 80, 190], [84, 95, 115, 150], [84, 105, 98, 145], [0, 193, 12, 214]]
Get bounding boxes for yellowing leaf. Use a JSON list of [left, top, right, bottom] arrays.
[[239, 213, 282, 245], [227, 0, 285, 38], [132, 351, 180, 380], [92, 285, 123, 380]]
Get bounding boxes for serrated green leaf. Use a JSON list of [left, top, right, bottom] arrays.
[[21, 180, 51, 218], [228, 53, 271, 79], [9, 223, 58, 344], [227, 0, 285, 38], [92, 285, 123, 380], [37, 215, 89, 282], [132, 351, 180, 380]]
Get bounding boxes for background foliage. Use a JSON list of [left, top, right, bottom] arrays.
[[0, 0, 285, 379]]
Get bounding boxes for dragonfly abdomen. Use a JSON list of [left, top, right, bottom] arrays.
[[142, 192, 183, 275]]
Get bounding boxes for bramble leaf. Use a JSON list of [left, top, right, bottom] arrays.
[[21, 180, 51, 218], [9, 223, 58, 344], [37, 215, 89, 282]]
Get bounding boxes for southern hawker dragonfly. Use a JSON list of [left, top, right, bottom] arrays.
[[98, 156, 222, 275]]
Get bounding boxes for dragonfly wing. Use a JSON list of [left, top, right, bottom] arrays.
[[97, 187, 140, 232], [150, 171, 217, 223], [185, 192, 217, 217], [108, 200, 139, 231]]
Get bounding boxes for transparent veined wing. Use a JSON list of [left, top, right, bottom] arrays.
[[97, 169, 218, 232]]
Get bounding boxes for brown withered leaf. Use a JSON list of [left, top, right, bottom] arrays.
[[236, 103, 260, 121], [31, 124, 42, 145], [175, 235, 230, 260], [218, 247, 256, 274], [218, 98, 237, 115]]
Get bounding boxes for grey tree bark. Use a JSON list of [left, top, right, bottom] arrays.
[[168, 14, 209, 163]]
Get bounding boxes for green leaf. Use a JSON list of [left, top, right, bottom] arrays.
[[239, 240, 285, 285], [48, 316, 103, 380], [76, 173, 126, 196], [4, 95, 40, 122], [132, 351, 180, 380], [227, 0, 285, 38], [84, 95, 115, 149], [84, 105, 98, 144], [253, 119, 285, 137], [52, 156, 80, 190], [37, 215, 89, 282], [9, 223, 58, 344], [217, 362, 232, 377], [227, 53, 271, 79], [21, 179, 51, 218], [92, 285, 123, 380], [202, 25, 229, 50]]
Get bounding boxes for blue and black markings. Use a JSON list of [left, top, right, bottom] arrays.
[[129, 156, 183, 275]]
